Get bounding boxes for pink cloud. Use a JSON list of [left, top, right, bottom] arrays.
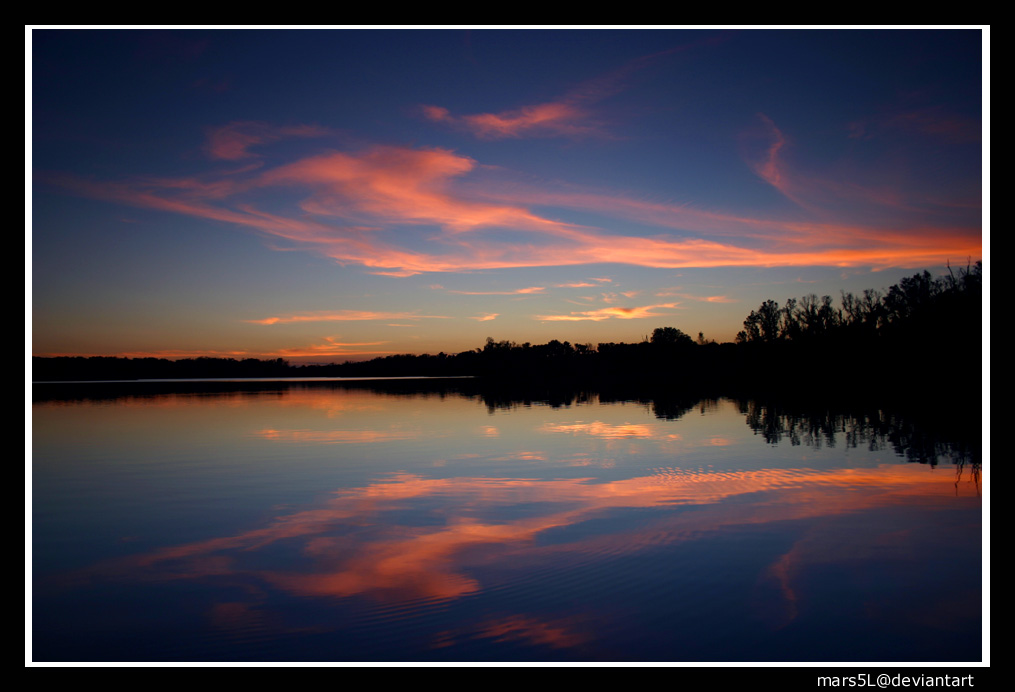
[[469, 176, 961, 249], [260, 146, 584, 238], [655, 290, 737, 303], [850, 106, 980, 144], [447, 286, 546, 295], [204, 121, 331, 160], [749, 113, 979, 218], [47, 130, 981, 279], [267, 336, 396, 359], [535, 302, 682, 322], [420, 39, 727, 141], [423, 100, 595, 140], [752, 114, 808, 209]]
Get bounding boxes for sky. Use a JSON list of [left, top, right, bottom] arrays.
[[29, 28, 986, 363]]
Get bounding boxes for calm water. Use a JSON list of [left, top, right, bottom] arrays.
[[31, 380, 982, 662]]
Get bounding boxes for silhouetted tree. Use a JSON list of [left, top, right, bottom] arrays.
[[650, 326, 694, 347]]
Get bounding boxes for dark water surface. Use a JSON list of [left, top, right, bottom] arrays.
[[31, 380, 982, 662]]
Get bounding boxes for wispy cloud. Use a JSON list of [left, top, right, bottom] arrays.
[[420, 38, 724, 140], [848, 106, 981, 144], [34, 341, 396, 361], [422, 101, 597, 140], [535, 302, 681, 322], [750, 113, 980, 218], [655, 290, 736, 303], [260, 146, 580, 236], [469, 172, 979, 254], [447, 286, 545, 295], [246, 310, 451, 325], [752, 114, 805, 208], [268, 336, 395, 359], [48, 124, 981, 278], [472, 615, 589, 650], [205, 121, 331, 160], [470, 313, 499, 321]]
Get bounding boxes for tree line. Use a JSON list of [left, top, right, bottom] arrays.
[[34, 263, 982, 393], [736, 261, 981, 346]]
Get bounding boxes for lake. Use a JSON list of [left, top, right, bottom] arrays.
[[30, 379, 983, 662]]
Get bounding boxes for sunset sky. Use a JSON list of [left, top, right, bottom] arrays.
[[30, 28, 986, 362]]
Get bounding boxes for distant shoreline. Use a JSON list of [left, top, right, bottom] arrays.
[[32, 375, 476, 385], [32, 265, 982, 393]]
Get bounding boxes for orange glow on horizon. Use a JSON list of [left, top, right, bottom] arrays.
[[245, 310, 451, 325], [536, 303, 683, 322]]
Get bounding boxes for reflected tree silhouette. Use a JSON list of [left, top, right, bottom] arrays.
[[35, 377, 980, 475], [954, 459, 981, 496], [739, 397, 979, 468]]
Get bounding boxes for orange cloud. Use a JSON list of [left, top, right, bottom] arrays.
[[48, 132, 981, 278], [423, 100, 595, 139], [35, 342, 398, 362], [266, 337, 396, 359], [535, 302, 682, 322], [420, 39, 725, 141], [448, 286, 546, 295], [260, 146, 580, 236], [246, 310, 450, 325], [655, 290, 737, 303], [470, 178, 980, 262]]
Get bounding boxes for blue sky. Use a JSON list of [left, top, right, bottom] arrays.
[[30, 28, 985, 362]]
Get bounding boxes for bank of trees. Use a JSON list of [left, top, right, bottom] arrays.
[[735, 261, 981, 347], [34, 264, 981, 392], [31, 355, 293, 382]]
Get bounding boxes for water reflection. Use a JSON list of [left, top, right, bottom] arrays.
[[32, 381, 982, 662], [78, 464, 975, 601], [34, 379, 978, 468], [738, 398, 980, 467], [257, 427, 421, 444], [541, 421, 664, 438]]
